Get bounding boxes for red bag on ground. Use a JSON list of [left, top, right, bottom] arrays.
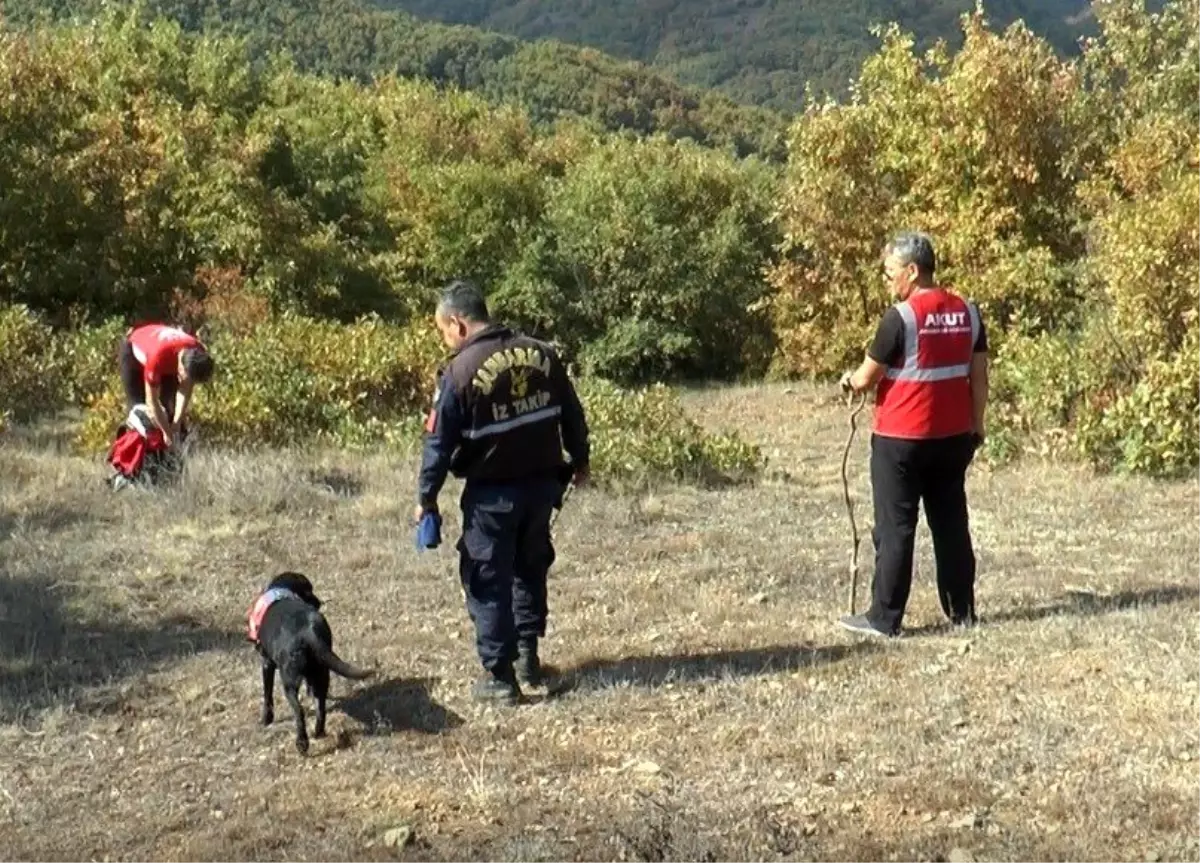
[[107, 425, 168, 480], [106, 404, 181, 489]]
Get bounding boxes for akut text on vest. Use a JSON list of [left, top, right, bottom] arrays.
[[874, 288, 979, 440]]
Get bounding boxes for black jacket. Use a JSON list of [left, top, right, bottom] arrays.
[[417, 325, 589, 507]]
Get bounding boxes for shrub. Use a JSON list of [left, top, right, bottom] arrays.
[[1067, 170, 1199, 478], [67, 314, 763, 486], [0, 14, 780, 383], [576, 377, 764, 486], [1067, 0, 1199, 477], [170, 266, 272, 338], [1076, 316, 1199, 479], [987, 330, 1084, 461], [75, 314, 443, 452], [0, 305, 65, 427], [0, 14, 269, 322], [54, 317, 129, 407], [492, 135, 779, 384], [767, 12, 1086, 379]]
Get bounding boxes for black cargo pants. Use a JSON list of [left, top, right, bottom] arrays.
[[867, 432, 978, 634], [457, 476, 561, 673]]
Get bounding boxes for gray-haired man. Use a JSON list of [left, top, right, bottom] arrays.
[[838, 232, 989, 637]]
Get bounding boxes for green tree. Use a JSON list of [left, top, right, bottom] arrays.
[[493, 136, 780, 383], [768, 11, 1087, 377]]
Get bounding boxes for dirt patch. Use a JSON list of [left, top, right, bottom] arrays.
[[1, 383, 1197, 861]]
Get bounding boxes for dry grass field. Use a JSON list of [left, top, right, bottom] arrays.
[[1, 383, 1197, 862]]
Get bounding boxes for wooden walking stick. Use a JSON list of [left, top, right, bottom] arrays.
[[840, 390, 869, 615]]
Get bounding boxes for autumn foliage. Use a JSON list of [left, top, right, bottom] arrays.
[[767, 0, 1197, 476], [0, 1, 1195, 478]]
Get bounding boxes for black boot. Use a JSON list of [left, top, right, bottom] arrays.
[[471, 665, 520, 704], [515, 638, 542, 688]]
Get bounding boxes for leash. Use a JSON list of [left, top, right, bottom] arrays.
[[840, 390, 868, 615]]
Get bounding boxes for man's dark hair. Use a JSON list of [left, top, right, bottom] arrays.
[[181, 347, 214, 384], [438, 279, 490, 322], [885, 231, 937, 277]]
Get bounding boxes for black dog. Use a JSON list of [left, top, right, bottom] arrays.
[[247, 572, 374, 754]]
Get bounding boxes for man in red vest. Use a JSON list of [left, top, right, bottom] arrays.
[[838, 232, 989, 637], [118, 323, 215, 448]]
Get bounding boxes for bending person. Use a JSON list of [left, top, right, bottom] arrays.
[[118, 323, 215, 447]]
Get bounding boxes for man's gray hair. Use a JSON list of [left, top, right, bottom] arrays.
[[885, 231, 937, 277], [437, 279, 490, 322]]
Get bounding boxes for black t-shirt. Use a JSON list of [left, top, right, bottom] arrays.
[[867, 303, 989, 367]]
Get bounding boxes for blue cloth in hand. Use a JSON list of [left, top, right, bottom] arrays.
[[415, 510, 442, 551]]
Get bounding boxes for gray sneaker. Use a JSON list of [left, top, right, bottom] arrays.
[[838, 613, 896, 638]]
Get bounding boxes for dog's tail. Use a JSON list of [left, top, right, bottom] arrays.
[[305, 632, 374, 680]]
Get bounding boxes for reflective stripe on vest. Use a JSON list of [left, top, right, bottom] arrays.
[[246, 587, 298, 643], [461, 404, 563, 440], [884, 299, 980, 382]]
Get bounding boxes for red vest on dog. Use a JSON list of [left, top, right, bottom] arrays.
[[246, 588, 297, 643], [874, 288, 979, 440]]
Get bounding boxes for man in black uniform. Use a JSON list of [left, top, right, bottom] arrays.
[[414, 279, 590, 703]]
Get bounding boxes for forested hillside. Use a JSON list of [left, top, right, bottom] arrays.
[[0, 0, 789, 160], [0, 1, 1174, 153], [372, 0, 1131, 109]]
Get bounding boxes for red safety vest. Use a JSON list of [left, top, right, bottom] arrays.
[[127, 324, 202, 386], [874, 288, 979, 440], [246, 587, 298, 643]]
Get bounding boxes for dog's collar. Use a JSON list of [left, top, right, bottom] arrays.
[[246, 587, 298, 643]]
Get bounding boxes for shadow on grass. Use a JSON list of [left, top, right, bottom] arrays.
[[388, 792, 1118, 859], [999, 584, 1199, 621], [304, 467, 365, 498], [559, 584, 1199, 692], [906, 583, 1200, 637], [561, 639, 883, 692], [0, 571, 243, 722], [337, 676, 464, 735], [0, 506, 100, 537], [0, 414, 83, 455]]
